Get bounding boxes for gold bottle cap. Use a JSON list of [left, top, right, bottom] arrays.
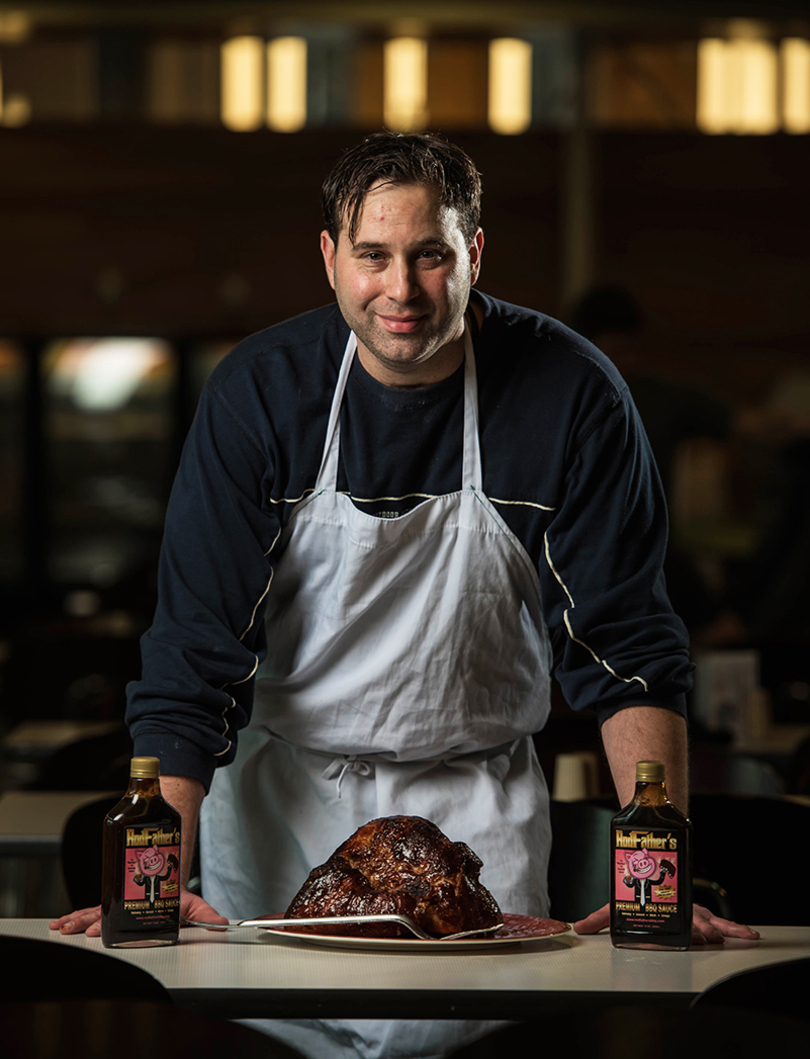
[[636, 760, 665, 783], [130, 756, 160, 779]]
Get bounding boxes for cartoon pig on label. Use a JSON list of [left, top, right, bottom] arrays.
[[133, 844, 179, 907], [623, 847, 676, 908]]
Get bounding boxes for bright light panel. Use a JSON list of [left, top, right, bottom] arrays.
[[697, 37, 778, 134], [384, 37, 427, 132], [488, 38, 532, 135], [782, 38, 810, 134], [738, 39, 779, 134], [221, 36, 264, 131], [267, 37, 307, 132], [697, 39, 728, 133]]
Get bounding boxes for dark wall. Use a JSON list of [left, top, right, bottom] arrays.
[[0, 128, 562, 337], [597, 132, 810, 396], [1, 125, 807, 387]]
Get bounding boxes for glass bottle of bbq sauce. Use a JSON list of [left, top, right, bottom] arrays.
[[101, 756, 182, 948], [610, 760, 693, 950]]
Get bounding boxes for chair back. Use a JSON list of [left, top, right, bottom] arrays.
[[0, 934, 170, 1003], [690, 955, 810, 1022], [61, 794, 118, 909], [547, 799, 614, 922]]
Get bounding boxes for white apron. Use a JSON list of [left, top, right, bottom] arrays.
[[201, 326, 553, 1059]]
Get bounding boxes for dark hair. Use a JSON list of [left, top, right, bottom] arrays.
[[321, 132, 482, 245]]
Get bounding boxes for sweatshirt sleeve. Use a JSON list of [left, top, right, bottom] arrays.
[[541, 384, 693, 725], [125, 382, 281, 792]]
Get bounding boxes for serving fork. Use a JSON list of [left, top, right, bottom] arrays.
[[181, 913, 504, 941]]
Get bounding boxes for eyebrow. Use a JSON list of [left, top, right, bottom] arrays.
[[349, 238, 452, 252]]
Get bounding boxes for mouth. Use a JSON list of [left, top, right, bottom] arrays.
[[376, 314, 426, 334]]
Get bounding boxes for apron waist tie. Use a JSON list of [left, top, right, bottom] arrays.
[[322, 755, 374, 798], [265, 733, 527, 797]]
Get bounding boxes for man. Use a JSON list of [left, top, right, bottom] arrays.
[[52, 133, 757, 1056]]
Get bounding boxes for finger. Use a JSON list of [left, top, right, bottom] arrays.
[[698, 915, 760, 941], [181, 891, 229, 926], [690, 923, 717, 944], [693, 904, 761, 942], [49, 907, 101, 932], [573, 904, 610, 935], [59, 909, 101, 934], [716, 920, 760, 940]]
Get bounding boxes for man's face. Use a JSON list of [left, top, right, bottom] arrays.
[[320, 181, 483, 387]]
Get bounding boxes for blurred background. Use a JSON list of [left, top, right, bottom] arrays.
[[1, 0, 810, 868]]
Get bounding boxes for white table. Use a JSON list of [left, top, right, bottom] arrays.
[[3, 919, 808, 1020]]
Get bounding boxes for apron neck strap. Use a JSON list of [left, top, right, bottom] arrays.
[[460, 326, 483, 489], [315, 324, 483, 492], [315, 331, 357, 490]]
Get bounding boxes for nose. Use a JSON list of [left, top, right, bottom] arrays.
[[384, 257, 420, 304]]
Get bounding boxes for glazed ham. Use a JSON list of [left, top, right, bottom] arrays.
[[284, 815, 502, 938]]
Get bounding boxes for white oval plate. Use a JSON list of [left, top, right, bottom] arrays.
[[257, 913, 570, 952]]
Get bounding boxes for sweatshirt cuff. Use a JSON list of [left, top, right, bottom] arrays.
[[131, 732, 218, 793], [595, 693, 687, 729]]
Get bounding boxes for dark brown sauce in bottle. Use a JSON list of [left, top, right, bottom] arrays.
[[610, 760, 692, 950], [101, 756, 181, 948]]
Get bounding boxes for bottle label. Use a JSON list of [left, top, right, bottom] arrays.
[[121, 821, 181, 928], [612, 827, 683, 934]]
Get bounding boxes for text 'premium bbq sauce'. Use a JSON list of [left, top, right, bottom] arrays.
[[101, 756, 181, 948], [610, 760, 692, 950]]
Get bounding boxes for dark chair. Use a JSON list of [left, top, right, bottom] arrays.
[[690, 955, 810, 1022], [690, 746, 784, 796], [689, 793, 810, 925], [60, 794, 118, 909], [0, 934, 170, 1004], [786, 732, 810, 795], [547, 799, 613, 922]]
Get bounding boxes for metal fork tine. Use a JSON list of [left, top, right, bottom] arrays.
[[238, 914, 432, 938]]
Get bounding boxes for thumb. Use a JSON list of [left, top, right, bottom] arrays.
[[181, 889, 229, 925], [573, 902, 610, 935]]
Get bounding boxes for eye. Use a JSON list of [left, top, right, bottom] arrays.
[[415, 249, 447, 267]]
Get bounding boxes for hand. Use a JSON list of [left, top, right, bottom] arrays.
[[689, 905, 760, 945], [573, 902, 761, 944], [48, 888, 228, 938]]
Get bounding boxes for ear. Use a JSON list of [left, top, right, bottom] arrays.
[[468, 228, 484, 286], [320, 230, 337, 291]]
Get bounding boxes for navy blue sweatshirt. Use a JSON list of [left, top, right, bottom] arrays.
[[127, 292, 692, 790]]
